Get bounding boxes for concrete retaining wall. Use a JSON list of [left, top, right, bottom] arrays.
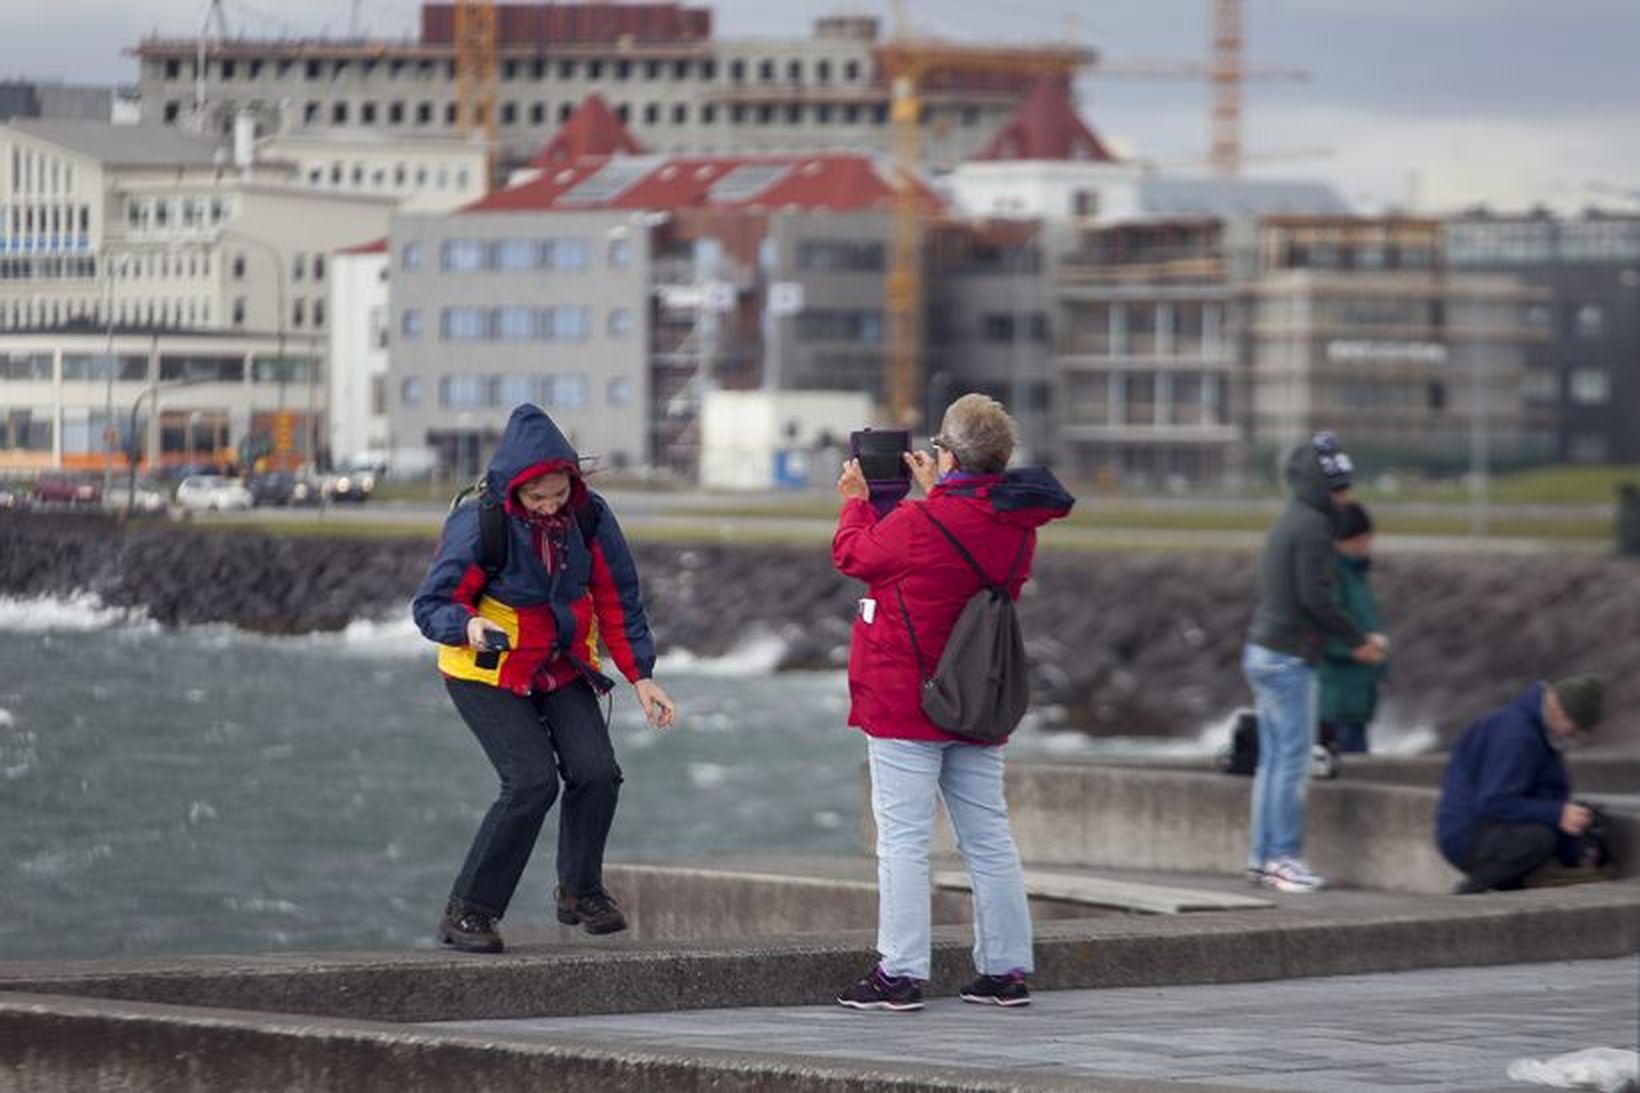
[[871, 762, 1638, 895], [594, 864, 1096, 942]]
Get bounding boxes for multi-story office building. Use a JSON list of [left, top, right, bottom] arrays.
[[1054, 214, 1544, 486], [259, 130, 488, 213], [131, 3, 1082, 171], [384, 114, 925, 476], [0, 80, 115, 123], [0, 119, 394, 472], [387, 204, 653, 477], [1445, 210, 1640, 464], [1247, 216, 1542, 475]]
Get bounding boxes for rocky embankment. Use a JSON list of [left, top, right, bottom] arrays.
[[3, 513, 1636, 745]]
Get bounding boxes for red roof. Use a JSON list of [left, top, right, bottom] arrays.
[[337, 237, 388, 254], [975, 76, 1116, 163], [469, 152, 940, 215], [528, 93, 645, 169]]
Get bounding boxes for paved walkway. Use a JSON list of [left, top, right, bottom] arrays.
[[443, 957, 1639, 1091]]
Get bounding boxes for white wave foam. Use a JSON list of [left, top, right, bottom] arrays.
[[272, 615, 431, 659], [0, 593, 154, 632], [653, 629, 789, 677]]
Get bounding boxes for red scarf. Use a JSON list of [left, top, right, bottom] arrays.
[[520, 508, 572, 573]]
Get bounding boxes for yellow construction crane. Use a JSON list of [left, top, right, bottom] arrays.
[[453, 0, 499, 191], [879, 1, 1088, 428]]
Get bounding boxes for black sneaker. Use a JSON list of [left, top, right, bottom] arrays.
[[960, 971, 1031, 1007], [555, 887, 628, 935], [438, 896, 503, 954], [836, 967, 924, 1012]]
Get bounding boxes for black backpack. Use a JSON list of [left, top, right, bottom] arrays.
[[895, 507, 1031, 744]]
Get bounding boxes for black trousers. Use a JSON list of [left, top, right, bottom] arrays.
[[1459, 821, 1558, 892], [445, 678, 622, 917]]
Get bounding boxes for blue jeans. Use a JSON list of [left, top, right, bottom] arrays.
[[866, 737, 1033, 982], [1242, 644, 1316, 867]]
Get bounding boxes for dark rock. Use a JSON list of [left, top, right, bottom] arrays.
[[2, 513, 1635, 746]]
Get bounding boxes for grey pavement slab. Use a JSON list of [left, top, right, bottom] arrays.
[[440, 957, 1640, 1092]]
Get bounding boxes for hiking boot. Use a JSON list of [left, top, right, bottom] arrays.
[[555, 887, 628, 935], [836, 967, 924, 1012], [438, 896, 503, 954], [960, 970, 1031, 1007], [1261, 857, 1325, 893]]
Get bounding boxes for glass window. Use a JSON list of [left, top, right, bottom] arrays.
[[496, 239, 539, 270], [401, 376, 423, 406], [1574, 303, 1605, 340], [607, 307, 633, 337], [546, 238, 588, 270], [607, 237, 632, 268], [440, 374, 490, 408], [495, 306, 537, 340], [401, 241, 423, 270], [551, 373, 588, 409], [495, 375, 535, 406], [441, 307, 488, 340], [1522, 369, 1558, 402], [1569, 368, 1610, 405], [441, 239, 489, 272], [607, 376, 633, 406], [547, 307, 588, 340], [401, 308, 422, 338], [0, 353, 53, 380]]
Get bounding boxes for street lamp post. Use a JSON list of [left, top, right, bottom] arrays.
[[125, 376, 208, 519], [217, 229, 291, 463], [99, 253, 130, 502]]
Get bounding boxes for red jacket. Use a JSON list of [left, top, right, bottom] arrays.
[[832, 469, 1073, 743]]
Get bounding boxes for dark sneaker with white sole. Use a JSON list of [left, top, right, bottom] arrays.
[[960, 971, 1031, 1007], [438, 896, 504, 954], [555, 887, 628, 935], [836, 967, 924, 1012]]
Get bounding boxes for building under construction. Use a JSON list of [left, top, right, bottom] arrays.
[[131, 2, 1088, 172]]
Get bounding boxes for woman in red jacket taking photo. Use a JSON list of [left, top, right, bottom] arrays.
[[831, 393, 1073, 1012]]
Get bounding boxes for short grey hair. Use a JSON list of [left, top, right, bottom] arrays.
[[938, 393, 1016, 473]]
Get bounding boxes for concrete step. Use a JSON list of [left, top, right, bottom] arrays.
[[934, 868, 1274, 914]]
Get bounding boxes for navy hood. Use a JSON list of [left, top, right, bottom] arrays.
[[486, 404, 586, 514], [982, 466, 1076, 529]]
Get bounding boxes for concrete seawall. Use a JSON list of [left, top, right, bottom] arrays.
[[878, 761, 1639, 895]]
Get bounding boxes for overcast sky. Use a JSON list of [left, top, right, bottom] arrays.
[[9, 0, 1638, 213]]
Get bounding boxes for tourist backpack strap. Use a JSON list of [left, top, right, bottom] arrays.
[[918, 507, 1028, 593]]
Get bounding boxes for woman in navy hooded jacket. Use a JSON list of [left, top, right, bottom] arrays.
[[413, 404, 676, 953]]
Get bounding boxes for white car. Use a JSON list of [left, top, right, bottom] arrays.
[[105, 480, 169, 515], [175, 475, 254, 513]]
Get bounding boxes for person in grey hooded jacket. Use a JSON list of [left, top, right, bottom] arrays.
[[1243, 432, 1386, 892]]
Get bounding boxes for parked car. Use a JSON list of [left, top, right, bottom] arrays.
[[247, 472, 320, 507], [30, 474, 101, 506], [321, 469, 377, 503], [175, 475, 254, 513], [105, 479, 169, 515]]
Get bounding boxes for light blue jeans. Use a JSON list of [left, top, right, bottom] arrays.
[[1242, 643, 1317, 867], [866, 736, 1033, 982]]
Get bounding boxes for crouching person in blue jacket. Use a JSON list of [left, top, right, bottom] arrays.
[[1435, 675, 1605, 894]]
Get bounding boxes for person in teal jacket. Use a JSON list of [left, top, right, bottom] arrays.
[[1318, 502, 1387, 753]]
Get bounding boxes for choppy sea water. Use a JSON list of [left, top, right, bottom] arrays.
[[0, 594, 1436, 961]]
